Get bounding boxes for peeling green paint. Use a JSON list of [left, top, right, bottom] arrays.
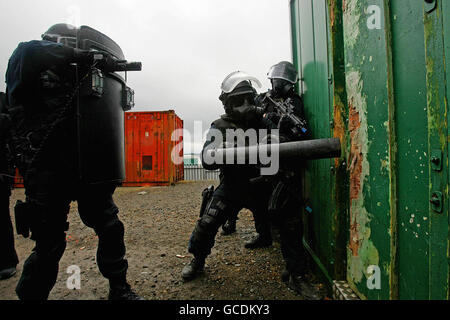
[[345, 70, 380, 286], [348, 205, 380, 284], [291, 0, 449, 300], [343, 0, 361, 50], [343, 0, 393, 300]]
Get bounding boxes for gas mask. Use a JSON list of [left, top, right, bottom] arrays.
[[272, 78, 294, 97]]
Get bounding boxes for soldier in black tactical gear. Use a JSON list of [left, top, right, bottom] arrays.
[[0, 92, 19, 280], [181, 72, 273, 281], [257, 61, 319, 299], [4, 23, 143, 300]]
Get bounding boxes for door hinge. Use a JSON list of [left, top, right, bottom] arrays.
[[431, 149, 442, 171], [430, 191, 443, 213]]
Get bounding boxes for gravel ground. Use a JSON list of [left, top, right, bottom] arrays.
[[0, 181, 326, 300]]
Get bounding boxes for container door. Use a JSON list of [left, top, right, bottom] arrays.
[[423, 0, 450, 299], [445, 1, 450, 299], [292, 0, 337, 282], [391, 0, 430, 299], [391, 0, 449, 299], [139, 113, 164, 184], [340, 0, 450, 300]]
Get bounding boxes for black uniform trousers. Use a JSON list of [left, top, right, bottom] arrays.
[[16, 170, 128, 300], [0, 181, 18, 271], [225, 186, 272, 239], [188, 177, 272, 259], [270, 180, 306, 276]]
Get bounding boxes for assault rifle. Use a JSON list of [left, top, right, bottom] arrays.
[[261, 93, 308, 138]]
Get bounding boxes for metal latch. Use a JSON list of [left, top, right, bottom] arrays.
[[431, 149, 442, 171], [90, 68, 104, 98], [122, 86, 135, 111], [430, 191, 443, 213]]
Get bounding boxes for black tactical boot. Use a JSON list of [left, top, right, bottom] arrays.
[[0, 267, 16, 280], [109, 283, 145, 300], [221, 219, 237, 235], [244, 234, 272, 249], [182, 257, 205, 282], [288, 274, 320, 300]]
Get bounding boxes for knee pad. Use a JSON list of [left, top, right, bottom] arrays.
[[189, 198, 230, 255], [199, 198, 228, 229]]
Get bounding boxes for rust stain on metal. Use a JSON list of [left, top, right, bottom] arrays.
[[348, 100, 363, 201], [348, 97, 362, 257], [333, 100, 346, 168], [345, 70, 379, 285], [329, 0, 337, 29]]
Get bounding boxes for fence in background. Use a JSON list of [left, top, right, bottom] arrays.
[[184, 165, 219, 181]]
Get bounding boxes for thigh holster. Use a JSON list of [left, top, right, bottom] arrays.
[[199, 185, 215, 217], [188, 197, 229, 257]]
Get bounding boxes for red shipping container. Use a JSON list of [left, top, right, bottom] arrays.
[[123, 110, 184, 186], [13, 168, 24, 188]]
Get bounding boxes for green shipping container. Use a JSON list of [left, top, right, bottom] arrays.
[[290, 0, 449, 299]]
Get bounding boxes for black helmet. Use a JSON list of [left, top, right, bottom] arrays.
[[219, 71, 261, 104], [220, 80, 254, 100], [220, 81, 257, 114], [42, 23, 78, 47], [267, 61, 299, 84]]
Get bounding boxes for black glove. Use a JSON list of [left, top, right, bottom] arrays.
[[278, 115, 297, 137], [264, 112, 280, 126], [231, 105, 264, 122]]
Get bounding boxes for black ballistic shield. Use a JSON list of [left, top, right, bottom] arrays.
[[76, 26, 141, 184]]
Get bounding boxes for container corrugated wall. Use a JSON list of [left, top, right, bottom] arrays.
[[123, 110, 184, 186], [290, 0, 450, 299]]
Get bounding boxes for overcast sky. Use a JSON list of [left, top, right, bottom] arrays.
[[0, 0, 292, 154]]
